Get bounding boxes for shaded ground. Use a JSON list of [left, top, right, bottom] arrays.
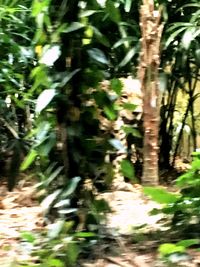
[[0, 178, 200, 266]]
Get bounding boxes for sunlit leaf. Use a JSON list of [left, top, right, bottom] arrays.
[[47, 220, 65, 239], [79, 10, 102, 17], [40, 45, 61, 66], [20, 231, 36, 243], [165, 27, 188, 48], [88, 48, 109, 65], [41, 189, 62, 213], [124, 0, 132, 12], [54, 199, 70, 208], [20, 149, 38, 171], [74, 232, 96, 238], [143, 187, 180, 204], [109, 138, 126, 152], [158, 243, 185, 256], [35, 89, 57, 114], [47, 258, 64, 267], [62, 22, 85, 33], [122, 103, 137, 111], [182, 28, 195, 50]]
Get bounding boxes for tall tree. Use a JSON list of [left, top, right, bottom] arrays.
[[138, 0, 163, 185]]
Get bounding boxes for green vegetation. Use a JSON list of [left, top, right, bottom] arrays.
[[0, 0, 200, 266]]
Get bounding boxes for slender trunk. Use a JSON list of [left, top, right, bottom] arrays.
[[138, 0, 164, 185]]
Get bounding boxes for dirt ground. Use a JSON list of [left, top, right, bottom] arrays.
[[0, 179, 200, 267]]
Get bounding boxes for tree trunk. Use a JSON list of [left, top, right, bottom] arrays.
[[138, 0, 163, 185]]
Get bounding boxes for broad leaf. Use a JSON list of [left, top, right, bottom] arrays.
[[122, 103, 137, 111], [105, 0, 121, 23], [110, 78, 123, 95], [109, 138, 126, 152], [47, 220, 65, 239], [158, 243, 185, 256], [122, 126, 142, 138], [40, 45, 61, 66], [103, 105, 117, 120], [120, 159, 135, 180], [182, 28, 195, 50], [62, 22, 85, 33], [35, 89, 57, 113], [124, 0, 132, 12], [88, 48, 109, 65], [143, 187, 180, 204]]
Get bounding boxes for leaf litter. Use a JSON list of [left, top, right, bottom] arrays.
[[1, 179, 200, 266]]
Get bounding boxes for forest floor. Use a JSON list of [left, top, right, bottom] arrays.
[[0, 172, 200, 267]]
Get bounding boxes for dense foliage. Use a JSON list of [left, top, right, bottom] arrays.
[[0, 0, 200, 266]]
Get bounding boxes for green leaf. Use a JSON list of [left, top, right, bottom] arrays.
[[118, 47, 136, 68], [67, 242, 80, 266], [176, 239, 199, 248], [61, 177, 81, 198], [59, 69, 80, 87], [103, 105, 117, 120], [122, 126, 142, 138], [20, 149, 38, 171], [105, 0, 121, 23], [74, 232, 96, 238], [112, 37, 137, 49], [124, 0, 132, 12], [79, 10, 102, 17], [35, 89, 57, 114], [88, 48, 109, 65], [182, 28, 195, 50], [47, 220, 65, 239], [47, 258, 64, 267], [40, 45, 61, 66], [122, 103, 137, 111], [110, 78, 123, 95], [92, 26, 110, 47], [158, 243, 185, 256], [165, 27, 188, 48], [143, 187, 180, 204], [120, 159, 135, 180], [45, 166, 63, 186], [20, 231, 36, 243], [62, 22, 85, 33]]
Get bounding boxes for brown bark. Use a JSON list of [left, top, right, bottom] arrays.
[[138, 0, 164, 185]]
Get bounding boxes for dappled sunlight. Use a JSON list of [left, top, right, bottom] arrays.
[[0, 182, 43, 264]]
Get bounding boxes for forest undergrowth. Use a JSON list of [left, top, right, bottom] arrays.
[[1, 164, 200, 267]]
